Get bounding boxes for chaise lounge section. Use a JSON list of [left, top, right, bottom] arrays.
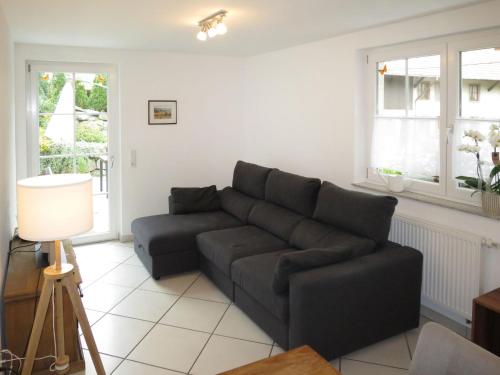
[[132, 161, 423, 359]]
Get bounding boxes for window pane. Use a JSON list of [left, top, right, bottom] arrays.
[[407, 55, 440, 117], [75, 113, 108, 155], [377, 59, 406, 116], [75, 73, 108, 112], [460, 48, 500, 119], [38, 72, 73, 114], [371, 117, 440, 182], [40, 156, 75, 174], [453, 119, 498, 189], [39, 114, 74, 156]]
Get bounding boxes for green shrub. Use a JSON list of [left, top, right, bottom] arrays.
[[76, 122, 107, 143]]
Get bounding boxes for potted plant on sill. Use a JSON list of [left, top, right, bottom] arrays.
[[490, 124, 500, 165], [456, 128, 500, 218]]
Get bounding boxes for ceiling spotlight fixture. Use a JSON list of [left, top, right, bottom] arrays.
[[197, 10, 227, 41]]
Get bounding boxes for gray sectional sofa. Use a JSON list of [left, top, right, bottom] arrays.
[[131, 161, 423, 359]]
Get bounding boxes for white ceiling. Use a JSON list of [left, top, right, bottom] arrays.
[[1, 0, 487, 57]]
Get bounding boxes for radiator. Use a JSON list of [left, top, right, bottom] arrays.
[[389, 215, 482, 323]]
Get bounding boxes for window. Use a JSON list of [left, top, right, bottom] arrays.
[[365, 31, 500, 205], [370, 53, 443, 193], [469, 84, 480, 102]]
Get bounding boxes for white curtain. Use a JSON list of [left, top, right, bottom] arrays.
[[371, 117, 440, 179]]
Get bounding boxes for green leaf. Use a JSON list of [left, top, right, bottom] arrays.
[[490, 165, 500, 179]]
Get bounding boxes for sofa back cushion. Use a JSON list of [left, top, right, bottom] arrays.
[[290, 218, 376, 257], [233, 161, 272, 199], [170, 185, 221, 214], [272, 246, 354, 294], [265, 170, 321, 216], [313, 182, 397, 244], [248, 201, 303, 241], [219, 187, 258, 223]]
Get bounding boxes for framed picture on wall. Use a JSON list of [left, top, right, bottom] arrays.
[[148, 100, 177, 125]]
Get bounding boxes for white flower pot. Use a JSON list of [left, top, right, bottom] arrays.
[[481, 192, 500, 218]]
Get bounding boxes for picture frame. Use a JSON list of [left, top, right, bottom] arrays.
[[148, 100, 177, 125]]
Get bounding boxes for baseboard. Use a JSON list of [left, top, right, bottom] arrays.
[[421, 296, 470, 327], [420, 305, 469, 338]]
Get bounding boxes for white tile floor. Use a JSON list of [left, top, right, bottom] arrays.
[[74, 241, 468, 375]]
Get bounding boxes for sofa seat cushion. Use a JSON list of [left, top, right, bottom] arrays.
[[232, 250, 293, 322], [233, 161, 273, 199], [265, 170, 321, 216], [290, 219, 376, 257], [219, 187, 259, 223], [197, 225, 288, 276], [131, 212, 242, 256]]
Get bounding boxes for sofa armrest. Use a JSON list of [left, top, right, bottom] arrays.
[[289, 243, 422, 360]]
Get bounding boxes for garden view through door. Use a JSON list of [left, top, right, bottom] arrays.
[[35, 69, 112, 239]]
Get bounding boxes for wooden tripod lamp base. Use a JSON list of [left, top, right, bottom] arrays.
[[21, 241, 105, 375], [16, 174, 103, 374]]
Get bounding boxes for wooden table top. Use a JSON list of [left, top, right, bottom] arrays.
[[219, 346, 341, 375], [474, 287, 500, 314]]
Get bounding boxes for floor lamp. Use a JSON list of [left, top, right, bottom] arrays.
[[17, 174, 105, 375]]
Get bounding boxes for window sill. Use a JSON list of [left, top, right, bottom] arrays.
[[352, 181, 498, 220]]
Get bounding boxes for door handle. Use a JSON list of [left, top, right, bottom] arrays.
[[110, 156, 115, 168]]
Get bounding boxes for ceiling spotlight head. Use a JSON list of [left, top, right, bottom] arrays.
[[207, 26, 218, 38], [197, 30, 207, 41], [196, 10, 228, 41], [216, 22, 227, 35]]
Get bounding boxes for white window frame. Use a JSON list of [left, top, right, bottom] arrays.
[[363, 29, 500, 207], [365, 42, 448, 197]]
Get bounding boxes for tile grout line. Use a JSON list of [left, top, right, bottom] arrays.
[[109, 272, 204, 374], [267, 343, 274, 358], [404, 332, 413, 360], [76, 249, 140, 339], [186, 298, 233, 375], [77, 244, 196, 373], [342, 357, 410, 371]]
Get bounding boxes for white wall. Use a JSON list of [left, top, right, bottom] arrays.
[[242, 0, 500, 293], [15, 45, 246, 238], [0, 2, 15, 291]]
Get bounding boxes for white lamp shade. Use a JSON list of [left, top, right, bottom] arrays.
[[17, 174, 93, 241]]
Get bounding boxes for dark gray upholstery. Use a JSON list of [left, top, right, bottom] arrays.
[[218, 187, 258, 223], [232, 250, 291, 322], [248, 201, 304, 241], [265, 170, 321, 216], [131, 212, 242, 256], [197, 225, 288, 276], [170, 185, 220, 214], [289, 243, 422, 359], [131, 161, 422, 360], [232, 160, 272, 199], [272, 246, 354, 293], [313, 182, 397, 244], [234, 285, 290, 350], [289, 218, 376, 256]]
